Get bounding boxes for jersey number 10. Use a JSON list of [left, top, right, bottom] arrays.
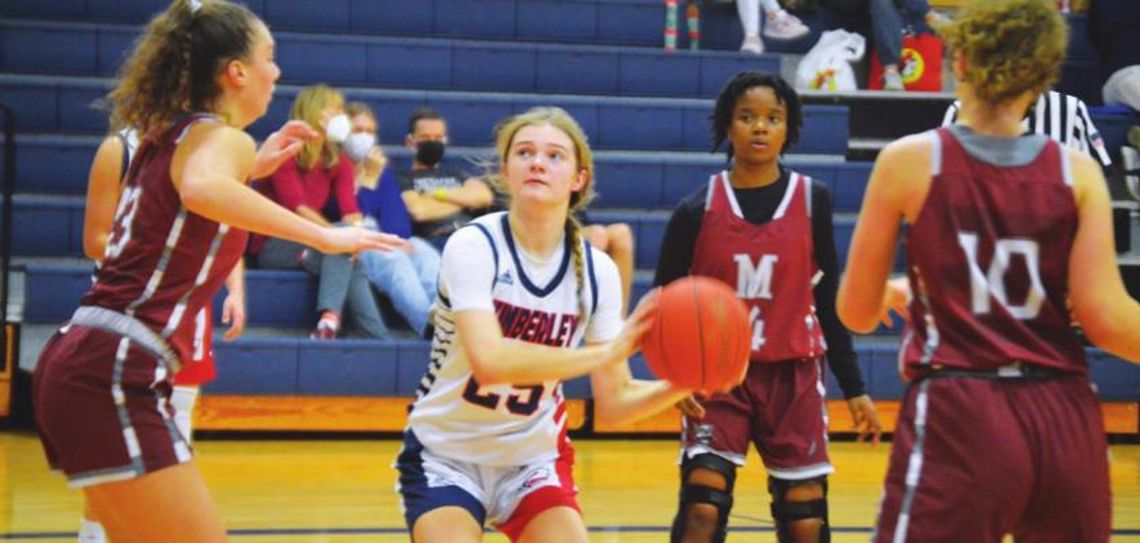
[[958, 232, 1046, 320]]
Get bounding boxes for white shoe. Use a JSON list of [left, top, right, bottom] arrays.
[[763, 11, 810, 40], [883, 70, 905, 91], [740, 34, 764, 54]]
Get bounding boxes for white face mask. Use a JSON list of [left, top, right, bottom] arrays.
[[343, 132, 376, 162], [325, 114, 351, 143]]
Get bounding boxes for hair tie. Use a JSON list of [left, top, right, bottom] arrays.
[[189, 0, 203, 13]]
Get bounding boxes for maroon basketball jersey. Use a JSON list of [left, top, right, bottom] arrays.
[[691, 171, 825, 363], [901, 128, 1085, 379], [82, 114, 248, 365]]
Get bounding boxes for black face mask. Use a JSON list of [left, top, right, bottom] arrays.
[[415, 140, 445, 167]]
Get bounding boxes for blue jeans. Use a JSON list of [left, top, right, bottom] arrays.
[[823, 0, 930, 67], [360, 237, 441, 335], [257, 237, 391, 339]]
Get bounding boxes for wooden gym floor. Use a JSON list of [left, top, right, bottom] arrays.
[[1, 432, 1137, 542]]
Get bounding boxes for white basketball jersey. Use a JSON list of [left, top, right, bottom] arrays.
[[407, 212, 623, 467]]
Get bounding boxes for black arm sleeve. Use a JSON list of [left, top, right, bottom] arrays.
[[652, 190, 706, 288], [811, 182, 866, 399]]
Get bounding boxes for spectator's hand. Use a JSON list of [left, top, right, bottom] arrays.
[[221, 290, 246, 341], [319, 226, 405, 256], [880, 276, 911, 327], [250, 121, 319, 180], [847, 394, 883, 446], [365, 146, 388, 178]]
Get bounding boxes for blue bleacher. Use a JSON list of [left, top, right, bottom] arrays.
[[0, 0, 783, 52], [0, 74, 848, 155], [0, 19, 779, 99]]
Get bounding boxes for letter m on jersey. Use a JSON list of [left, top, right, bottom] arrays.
[[733, 254, 778, 300]]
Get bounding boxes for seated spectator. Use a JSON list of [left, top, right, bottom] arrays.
[[344, 102, 441, 336], [822, 0, 944, 90], [399, 107, 496, 251], [250, 85, 392, 340], [1089, 0, 1140, 110], [581, 218, 635, 315], [736, 0, 810, 54]]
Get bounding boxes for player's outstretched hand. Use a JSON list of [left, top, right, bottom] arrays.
[[318, 226, 406, 257], [608, 288, 661, 364], [879, 276, 912, 327], [847, 394, 883, 446], [250, 120, 320, 180]]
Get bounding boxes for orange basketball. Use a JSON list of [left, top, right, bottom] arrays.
[[639, 276, 751, 393]]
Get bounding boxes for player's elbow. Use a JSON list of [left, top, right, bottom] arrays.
[[467, 351, 511, 386], [82, 234, 107, 262], [1076, 301, 1140, 362], [837, 294, 877, 334]]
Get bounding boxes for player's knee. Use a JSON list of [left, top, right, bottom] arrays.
[[671, 455, 736, 543], [769, 476, 830, 543]]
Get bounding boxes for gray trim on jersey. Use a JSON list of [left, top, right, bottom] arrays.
[[156, 385, 193, 463], [946, 125, 1049, 167], [112, 337, 146, 477], [892, 379, 932, 543], [126, 208, 188, 316], [71, 305, 181, 372], [942, 92, 1112, 167], [928, 131, 943, 176], [162, 223, 230, 338]]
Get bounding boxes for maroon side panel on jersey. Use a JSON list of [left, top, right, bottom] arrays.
[[81, 114, 248, 365], [900, 129, 1085, 379], [691, 171, 825, 363]]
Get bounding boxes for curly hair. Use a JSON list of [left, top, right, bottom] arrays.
[[108, 0, 259, 136], [940, 0, 1067, 105]]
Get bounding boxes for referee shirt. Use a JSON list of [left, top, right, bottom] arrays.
[[942, 90, 1113, 167]]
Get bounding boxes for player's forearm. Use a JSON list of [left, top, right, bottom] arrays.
[[181, 174, 330, 253], [593, 379, 689, 428], [470, 341, 618, 386]]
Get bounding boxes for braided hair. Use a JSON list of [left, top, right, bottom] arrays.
[[489, 107, 597, 321]]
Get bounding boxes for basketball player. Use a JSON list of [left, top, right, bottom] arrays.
[[837, 1, 1140, 540], [32, 1, 402, 541], [656, 71, 882, 543], [396, 107, 709, 543], [78, 126, 245, 542]]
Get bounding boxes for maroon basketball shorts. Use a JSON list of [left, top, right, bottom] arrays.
[[33, 322, 191, 488], [875, 373, 1110, 543], [681, 357, 833, 480]]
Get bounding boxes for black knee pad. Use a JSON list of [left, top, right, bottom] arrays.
[[670, 454, 737, 543], [769, 475, 830, 543]]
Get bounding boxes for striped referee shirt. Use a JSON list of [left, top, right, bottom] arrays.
[[942, 90, 1113, 167]]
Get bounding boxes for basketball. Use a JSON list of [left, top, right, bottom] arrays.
[[640, 276, 751, 393]]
